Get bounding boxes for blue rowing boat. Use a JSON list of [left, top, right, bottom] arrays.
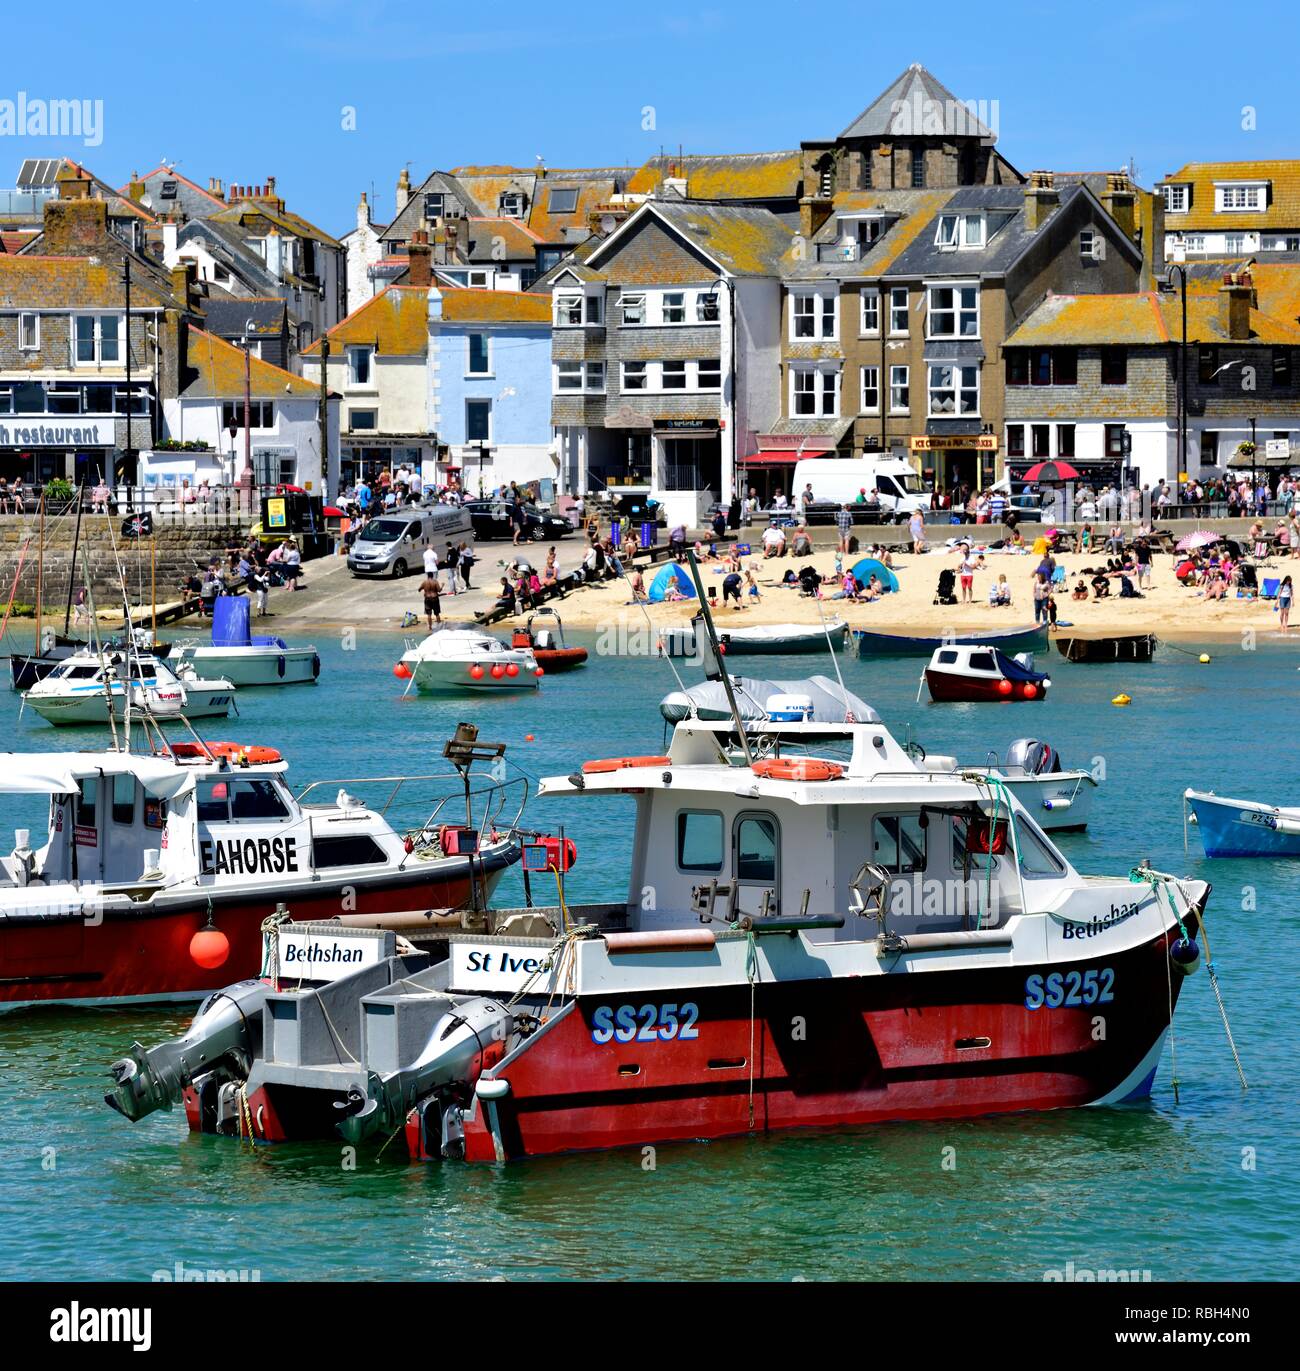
[[853, 623, 1049, 659], [1184, 789, 1300, 858]]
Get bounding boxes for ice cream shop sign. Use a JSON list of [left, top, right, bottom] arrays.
[[0, 420, 114, 447]]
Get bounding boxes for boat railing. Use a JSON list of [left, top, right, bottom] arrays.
[[295, 769, 530, 841]]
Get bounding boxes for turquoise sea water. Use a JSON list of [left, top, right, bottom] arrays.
[[0, 624, 1297, 1282]]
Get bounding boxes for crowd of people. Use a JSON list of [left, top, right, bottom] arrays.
[[177, 534, 303, 618]]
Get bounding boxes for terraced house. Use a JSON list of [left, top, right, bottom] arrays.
[[548, 200, 791, 527], [1159, 160, 1300, 261], [1004, 263, 1300, 485]]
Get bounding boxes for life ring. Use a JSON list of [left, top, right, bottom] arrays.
[[581, 755, 672, 774], [752, 758, 844, 782]]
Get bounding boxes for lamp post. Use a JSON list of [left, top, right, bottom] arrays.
[[1210, 359, 1257, 493], [1163, 263, 1188, 500]]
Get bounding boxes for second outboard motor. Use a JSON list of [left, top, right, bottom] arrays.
[[336, 993, 514, 1145], [105, 978, 271, 1122], [1005, 738, 1060, 775]]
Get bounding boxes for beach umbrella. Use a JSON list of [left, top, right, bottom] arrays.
[[1022, 461, 1080, 482], [1176, 531, 1219, 552]]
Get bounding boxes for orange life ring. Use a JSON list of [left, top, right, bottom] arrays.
[[581, 755, 672, 774], [751, 758, 844, 783]]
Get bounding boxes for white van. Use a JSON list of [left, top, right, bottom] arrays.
[[347, 505, 474, 578], [791, 456, 929, 522]]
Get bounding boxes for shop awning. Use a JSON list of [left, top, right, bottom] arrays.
[[739, 447, 832, 464]]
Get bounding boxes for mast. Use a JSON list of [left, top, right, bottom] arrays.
[[63, 483, 85, 638], [34, 492, 44, 653], [684, 550, 753, 766]]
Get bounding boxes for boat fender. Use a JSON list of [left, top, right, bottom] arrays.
[[312, 653, 322, 679], [1270, 813, 1300, 836], [277, 655, 286, 679], [1171, 936, 1201, 976], [1042, 796, 1072, 811], [751, 758, 844, 783], [475, 1077, 510, 1100]]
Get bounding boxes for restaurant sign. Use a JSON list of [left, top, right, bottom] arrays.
[[0, 420, 114, 447]]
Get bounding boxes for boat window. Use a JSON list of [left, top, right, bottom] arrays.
[[197, 780, 231, 823], [953, 814, 1064, 877], [873, 813, 927, 873], [735, 815, 778, 882], [677, 810, 723, 872], [313, 835, 387, 868], [144, 796, 167, 830], [1016, 821, 1066, 877], [111, 774, 135, 825], [76, 778, 97, 829], [937, 649, 958, 664], [64, 664, 100, 679], [968, 651, 996, 671], [229, 779, 290, 821]]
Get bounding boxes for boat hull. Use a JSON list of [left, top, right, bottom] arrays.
[[450, 923, 1193, 1162], [0, 846, 517, 1009], [410, 663, 540, 693], [25, 685, 236, 725], [534, 648, 587, 671], [173, 646, 320, 686], [1185, 790, 1300, 858], [856, 625, 1048, 658], [925, 670, 1048, 703], [999, 773, 1097, 831], [1055, 634, 1157, 663]]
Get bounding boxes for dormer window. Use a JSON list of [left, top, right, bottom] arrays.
[[423, 193, 444, 221], [1215, 182, 1267, 213], [935, 213, 986, 250], [1163, 184, 1189, 214], [499, 191, 525, 218]]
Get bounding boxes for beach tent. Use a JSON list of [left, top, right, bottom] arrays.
[[849, 558, 900, 593], [648, 563, 697, 603]]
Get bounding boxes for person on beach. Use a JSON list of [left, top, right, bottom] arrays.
[[909, 507, 925, 555], [250, 564, 270, 617], [1279, 575, 1293, 632], [1033, 571, 1050, 622], [988, 573, 1011, 606], [762, 523, 786, 558], [722, 570, 743, 608], [630, 568, 647, 602], [836, 504, 853, 555], [745, 567, 762, 601], [958, 545, 977, 603], [421, 570, 443, 628]]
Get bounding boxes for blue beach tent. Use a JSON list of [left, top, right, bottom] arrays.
[[849, 558, 900, 593], [648, 563, 697, 602]]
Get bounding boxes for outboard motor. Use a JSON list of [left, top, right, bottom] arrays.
[[336, 993, 514, 1146], [1005, 738, 1060, 775], [105, 978, 271, 1122]]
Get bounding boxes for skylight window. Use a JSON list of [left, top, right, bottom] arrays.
[[548, 188, 579, 214]]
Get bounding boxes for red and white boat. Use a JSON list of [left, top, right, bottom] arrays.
[[0, 732, 525, 1008], [510, 610, 588, 672], [924, 643, 1050, 702], [108, 717, 1209, 1160]]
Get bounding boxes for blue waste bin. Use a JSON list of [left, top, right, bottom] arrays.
[[639, 521, 658, 549], [610, 518, 623, 545]]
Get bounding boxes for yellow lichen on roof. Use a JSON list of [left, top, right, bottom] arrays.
[[627, 153, 802, 200], [438, 288, 551, 324], [1161, 160, 1300, 230], [304, 286, 428, 357], [866, 191, 955, 274], [186, 327, 321, 398], [1007, 289, 1300, 347], [0, 254, 176, 308]]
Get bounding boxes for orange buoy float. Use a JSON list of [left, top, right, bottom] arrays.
[[469, 664, 485, 679], [491, 664, 505, 679], [997, 679, 1013, 696], [1021, 682, 1038, 700], [582, 755, 672, 774], [190, 926, 230, 969], [751, 758, 844, 782], [535, 666, 545, 677], [506, 662, 519, 677], [393, 661, 412, 680], [525, 734, 535, 742]]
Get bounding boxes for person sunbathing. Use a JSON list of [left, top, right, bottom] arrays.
[[1072, 578, 1089, 602]]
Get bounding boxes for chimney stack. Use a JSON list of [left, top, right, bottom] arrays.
[[1101, 171, 1137, 240], [1024, 170, 1059, 232], [798, 194, 833, 242], [1220, 267, 1255, 342], [396, 168, 411, 216], [41, 197, 108, 253], [169, 260, 197, 312], [407, 229, 432, 288]]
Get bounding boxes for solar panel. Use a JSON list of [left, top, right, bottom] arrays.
[[17, 158, 61, 189]]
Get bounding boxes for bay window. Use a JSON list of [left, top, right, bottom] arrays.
[[928, 363, 979, 416], [792, 291, 836, 340], [554, 294, 583, 327]]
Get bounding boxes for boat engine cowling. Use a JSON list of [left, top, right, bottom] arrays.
[[105, 978, 270, 1122], [1005, 738, 1060, 775]]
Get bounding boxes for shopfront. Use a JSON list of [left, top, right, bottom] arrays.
[[910, 432, 999, 497], [0, 417, 118, 485]]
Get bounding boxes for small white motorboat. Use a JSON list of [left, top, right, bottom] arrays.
[[660, 619, 848, 658], [660, 674, 874, 731], [23, 650, 236, 726], [921, 738, 1098, 832], [396, 627, 541, 694], [171, 596, 319, 687]]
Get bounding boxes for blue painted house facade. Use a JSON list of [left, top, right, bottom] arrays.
[[429, 287, 555, 495]]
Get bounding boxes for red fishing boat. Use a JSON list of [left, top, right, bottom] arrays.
[[511, 609, 587, 671]]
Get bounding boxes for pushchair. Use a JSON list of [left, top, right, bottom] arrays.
[[797, 565, 823, 596], [934, 567, 957, 605]]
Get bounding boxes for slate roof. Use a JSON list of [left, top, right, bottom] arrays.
[[128, 167, 227, 221], [201, 296, 287, 339], [437, 287, 551, 325], [0, 253, 178, 309], [211, 198, 341, 249], [1159, 160, 1300, 230], [783, 188, 954, 279], [614, 202, 795, 277], [626, 152, 803, 202], [839, 64, 994, 142], [176, 219, 284, 294], [184, 326, 322, 398], [303, 285, 429, 357], [1005, 290, 1300, 348]]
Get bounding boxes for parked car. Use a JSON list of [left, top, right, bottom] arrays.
[[462, 499, 573, 542]]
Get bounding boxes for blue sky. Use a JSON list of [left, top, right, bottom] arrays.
[[2, 0, 1298, 235]]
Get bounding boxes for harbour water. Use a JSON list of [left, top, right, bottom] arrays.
[[0, 627, 1296, 1281]]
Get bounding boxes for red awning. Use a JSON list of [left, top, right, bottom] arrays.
[[740, 447, 832, 464]]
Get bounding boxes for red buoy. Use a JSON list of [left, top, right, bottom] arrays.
[[393, 661, 412, 680], [535, 666, 545, 677], [506, 662, 519, 677], [491, 664, 505, 679], [1022, 682, 1038, 700], [469, 664, 485, 679], [525, 734, 535, 741], [997, 679, 1013, 696], [190, 927, 230, 970]]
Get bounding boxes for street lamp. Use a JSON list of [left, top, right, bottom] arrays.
[[1161, 264, 1188, 499], [1210, 359, 1258, 493]]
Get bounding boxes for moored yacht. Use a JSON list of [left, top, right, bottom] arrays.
[[23, 649, 236, 726]]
